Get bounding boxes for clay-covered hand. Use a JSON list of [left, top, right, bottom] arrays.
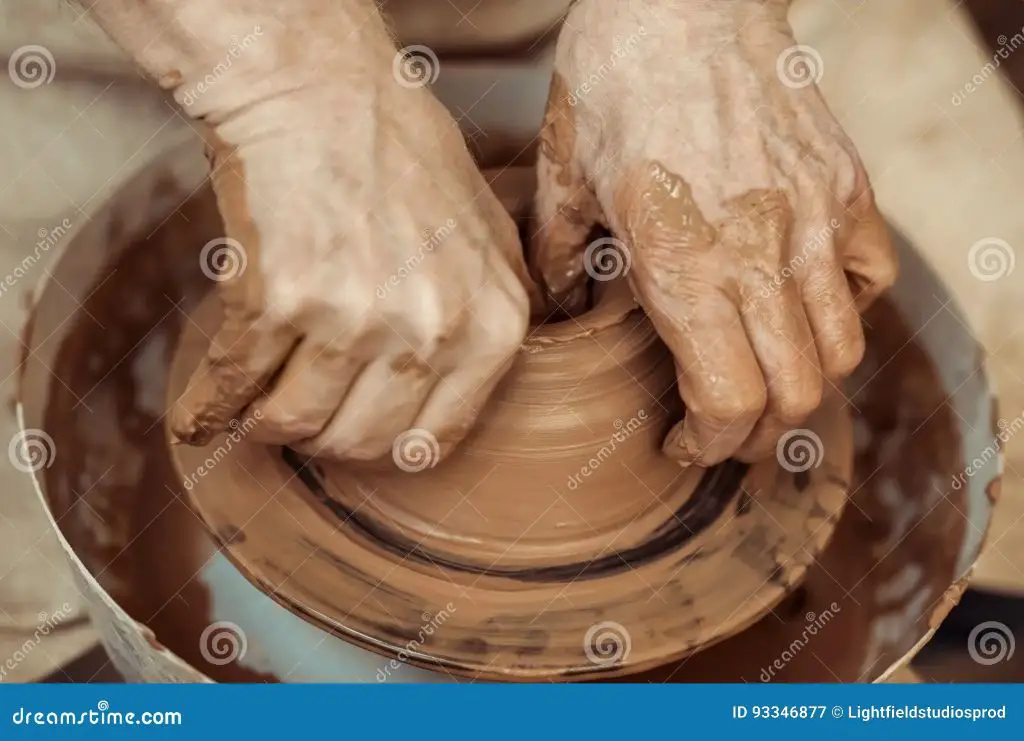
[[164, 35, 534, 462], [531, 0, 897, 465]]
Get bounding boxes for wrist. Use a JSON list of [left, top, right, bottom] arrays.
[[83, 0, 400, 123]]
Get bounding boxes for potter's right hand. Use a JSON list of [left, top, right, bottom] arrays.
[[105, 8, 536, 462], [529, 0, 897, 467]]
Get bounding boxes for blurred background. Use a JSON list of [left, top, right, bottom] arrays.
[[1, 0, 1024, 682]]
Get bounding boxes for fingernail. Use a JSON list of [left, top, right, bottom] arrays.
[[662, 426, 693, 463]]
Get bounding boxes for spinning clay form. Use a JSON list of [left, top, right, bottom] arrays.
[[168, 167, 853, 680]]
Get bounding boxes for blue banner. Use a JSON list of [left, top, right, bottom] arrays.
[[0, 684, 1018, 739]]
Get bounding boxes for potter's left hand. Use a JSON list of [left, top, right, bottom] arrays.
[[530, 0, 897, 466]]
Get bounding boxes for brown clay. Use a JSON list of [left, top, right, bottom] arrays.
[[166, 167, 851, 680], [24, 160, 985, 683]]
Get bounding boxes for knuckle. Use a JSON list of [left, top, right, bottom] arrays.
[[866, 250, 899, 291], [774, 379, 824, 425], [482, 292, 530, 357], [343, 437, 394, 462], [262, 276, 306, 321], [824, 328, 866, 378], [696, 386, 767, 428], [294, 431, 358, 462], [420, 290, 466, 350], [833, 152, 861, 201], [337, 280, 378, 321], [258, 405, 323, 441], [433, 419, 475, 454]]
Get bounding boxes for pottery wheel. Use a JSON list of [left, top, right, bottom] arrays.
[[167, 170, 852, 680]]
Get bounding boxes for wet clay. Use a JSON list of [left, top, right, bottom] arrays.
[[29, 164, 985, 683], [166, 167, 851, 680], [35, 213, 970, 683], [628, 295, 971, 682], [36, 186, 273, 681]]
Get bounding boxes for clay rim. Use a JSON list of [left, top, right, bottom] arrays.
[[163, 168, 853, 681], [13, 135, 999, 683], [280, 446, 750, 582], [169, 389, 851, 680]]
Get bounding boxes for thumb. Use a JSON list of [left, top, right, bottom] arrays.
[[528, 75, 602, 315]]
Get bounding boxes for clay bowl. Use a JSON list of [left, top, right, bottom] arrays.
[[166, 166, 851, 680], [384, 0, 569, 56], [15, 139, 995, 684]]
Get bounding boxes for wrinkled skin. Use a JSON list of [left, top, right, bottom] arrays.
[[81, 0, 536, 462], [175, 83, 535, 461], [84, 0, 896, 467], [531, 0, 897, 465]]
